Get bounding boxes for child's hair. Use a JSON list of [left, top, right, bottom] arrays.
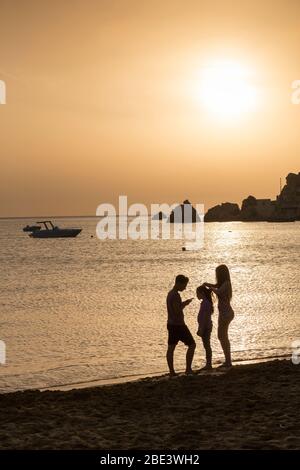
[[196, 284, 214, 312]]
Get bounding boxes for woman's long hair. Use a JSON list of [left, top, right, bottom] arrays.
[[216, 264, 232, 300], [197, 284, 214, 313]]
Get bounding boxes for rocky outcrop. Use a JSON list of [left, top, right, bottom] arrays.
[[152, 211, 167, 220], [276, 172, 300, 220], [204, 203, 240, 222], [168, 200, 201, 223], [154, 172, 300, 223], [240, 196, 275, 221], [279, 173, 300, 202], [204, 172, 300, 222]]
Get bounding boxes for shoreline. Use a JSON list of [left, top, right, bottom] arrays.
[[0, 353, 291, 396], [0, 359, 299, 449], [40, 353, 291, 393]]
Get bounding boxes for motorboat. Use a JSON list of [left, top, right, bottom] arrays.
[[23, 224, 41, 233], [26, 221, 81, 238]]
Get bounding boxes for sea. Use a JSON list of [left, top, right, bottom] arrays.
[[0, 217, 299, 392]]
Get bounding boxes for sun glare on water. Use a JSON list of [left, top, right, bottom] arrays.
[[198, 60, 259, 121]]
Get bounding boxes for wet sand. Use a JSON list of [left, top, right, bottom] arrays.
[[0, 359, 299, 450]]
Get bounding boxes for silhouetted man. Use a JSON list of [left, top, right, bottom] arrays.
[[166, 275, 195, 376]]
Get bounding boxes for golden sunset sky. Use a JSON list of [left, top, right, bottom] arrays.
[[0, 0, 300, 217]]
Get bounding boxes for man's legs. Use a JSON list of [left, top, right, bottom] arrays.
[[166, 344, 177, 376], [185, 343, 196, 374]]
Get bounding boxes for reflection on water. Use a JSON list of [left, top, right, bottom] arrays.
[[0, 218, 299, 392]]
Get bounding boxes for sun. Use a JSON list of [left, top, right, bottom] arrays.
[[198, 59, 258, 121]]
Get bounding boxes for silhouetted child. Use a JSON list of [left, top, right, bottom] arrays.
[[196, 284, 214, 370]]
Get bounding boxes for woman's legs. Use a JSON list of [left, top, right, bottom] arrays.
[[218, 315, 233, 366]]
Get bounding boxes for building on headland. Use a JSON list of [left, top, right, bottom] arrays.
[[204, 172, 300, 222], [275, 172, 300, 220]]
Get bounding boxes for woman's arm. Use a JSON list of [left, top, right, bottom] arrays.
[[204, 282, 216, 288], [204, 282, 218, 294], [205, 281, 228, 296]]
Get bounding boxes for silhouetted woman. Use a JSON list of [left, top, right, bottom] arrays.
[[205, 265, 234, 368]]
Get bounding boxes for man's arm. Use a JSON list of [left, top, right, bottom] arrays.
[[172, 293, 193, 316], [171, 293, 184, 317], [182, 298, 194, 308]]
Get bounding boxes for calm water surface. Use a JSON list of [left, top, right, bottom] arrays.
[[0, 218, 299, 392]]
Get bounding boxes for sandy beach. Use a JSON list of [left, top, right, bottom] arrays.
[[0, 359, 299, 450]]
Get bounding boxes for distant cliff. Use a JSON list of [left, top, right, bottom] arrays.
[[240, 196, 275, 221], [204, 172, 300, 222], [275, 173, 300, 220], [205, 203, 240, 222]]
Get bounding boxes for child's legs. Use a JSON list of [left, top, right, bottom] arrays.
[[201, 329, 212, 365]]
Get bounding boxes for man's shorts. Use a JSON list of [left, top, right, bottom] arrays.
[[167, 324, 196, 346]]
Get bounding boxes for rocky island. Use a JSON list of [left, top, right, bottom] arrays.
[[168, 199, 201, 223], [205, 172, 300, 222], [151, 172, 300, 223]]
